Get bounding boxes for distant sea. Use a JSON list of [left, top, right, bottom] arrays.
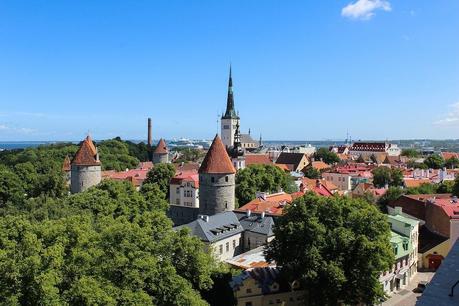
[[0, 141, 73, 151]]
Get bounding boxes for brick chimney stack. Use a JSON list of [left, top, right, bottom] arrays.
[[147, 118, 152, 147]]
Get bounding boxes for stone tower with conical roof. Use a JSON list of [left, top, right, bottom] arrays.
[[199, 134, 236, 216], [70, 135, 101, 193], [153, 138, 169, 164], [221, 66, 240, 148]]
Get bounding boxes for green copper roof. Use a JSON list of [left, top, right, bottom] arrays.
[[222, 66, 239, 119], [390, 231, 412, 260]]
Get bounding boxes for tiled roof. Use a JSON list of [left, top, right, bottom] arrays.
[[153, 138, 168, 154], [430, 198, 459, 219], [174, 162, 201, 173], [71, 136, 100, 166], [275, 152, 306, 170], [349, 142, 387, 152], [403, 178, 431, 188], [440, 152, 459, 160], [199, 135, 236, 174], [310, 161, 331, 171], [240, 134, 258, 145], [245, 154, 272, 166], [102, 168, 149, 187], [225, 246, 272, 269], [238, 215, 275, 236], [300, 178, 333, 197], [235, 192, 301, 216], [170, 172, 199, 188]]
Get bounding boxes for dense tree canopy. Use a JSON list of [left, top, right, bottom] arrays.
[[424, 154, 445, 169], [144, 164, 176, 197], [173, 148, 205, 164], [445, 157, 459, 169], [235, 164, 297, 205], [313, 148, 340, 165], [97, 139, 140, 171], [303, 166, 321, 179], [372, 166, 403, 188], [266, 194, 394, 305], [0, 180, 216, 305], [401, 148, 420, 158]]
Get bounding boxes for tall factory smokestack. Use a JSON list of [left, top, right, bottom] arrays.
[[147, 118, 152, 147]]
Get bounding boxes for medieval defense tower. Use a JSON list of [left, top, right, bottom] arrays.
[[221, 66, 240, 148], [152, 138, 169, 164], [198, 135, 236, 216], [70, 135, 101, 193]]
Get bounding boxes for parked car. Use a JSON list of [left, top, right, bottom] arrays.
[[413, 281, 429, 293]]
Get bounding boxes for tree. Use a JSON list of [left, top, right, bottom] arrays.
[[377, 186, 404, 213], [266, 194, 394, 305], [407, 160, 428, 170], [98, 139, 140, 171], [445, 157, 459, 169], [303, 166, 320, 179], [424, 154, 445, 169], [313, 148, 340, 165], [401, 148, 420, 158], [235, 164, 297, 205], [144, 164, 176, 197], [140, 183, 169, 212], [453, 176, 459, 197], [372, 167, 403, 188], [0, 180, 215, 305], [0, 166, 25, 206], [174, 148, 205, 163]]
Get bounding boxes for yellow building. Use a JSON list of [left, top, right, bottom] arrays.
[[231, 267, 305, 306]]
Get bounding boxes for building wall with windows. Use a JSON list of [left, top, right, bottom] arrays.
[[169, 178, 199, 208], [323, 172, 352, 192], [209, 233, 243, 261], [199, 173, 235, 215]]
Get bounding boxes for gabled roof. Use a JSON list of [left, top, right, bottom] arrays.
[[175, 211, 243, 243], [275, 152, 306, 169], [310, 161, 331, 171], [240, 134, 257, 145], [71, 136, 100, 166], [238, 215, 275, 236], [153, 138, 168, 154], [199, 135, 236, 174]]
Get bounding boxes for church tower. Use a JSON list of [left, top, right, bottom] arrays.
[[228, 121, 246, 170], [199, 134, 236, 216], [221, 66, 240, 148], [70, 135, 101, 193]]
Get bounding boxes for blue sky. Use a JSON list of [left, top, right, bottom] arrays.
[[0, 0, 458, 141]]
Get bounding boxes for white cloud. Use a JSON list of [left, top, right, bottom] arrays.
[[341, 0, 392, 20], [434, 102, 459, 126], [0, 123, 37, 134]]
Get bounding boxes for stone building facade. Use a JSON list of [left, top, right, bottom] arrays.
[[198, 134, 236, 216], [70, 136, 101, 193], [152, 138, 169, 164]]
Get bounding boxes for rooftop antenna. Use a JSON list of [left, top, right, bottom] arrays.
[[216, 114, 220, 135]]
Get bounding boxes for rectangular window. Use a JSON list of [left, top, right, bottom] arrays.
[[219, 245, 223, 254], [233, 239, 236, 249], [226, 242, 229, 252]]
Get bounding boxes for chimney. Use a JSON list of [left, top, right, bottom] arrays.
[[147, 118, 152, 147], [246, 210, 252, 217], [261, 211, 265, 219], [316, 179, 322, 188]]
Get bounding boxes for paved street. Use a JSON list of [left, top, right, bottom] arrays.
[[382, 272, 435, 306]]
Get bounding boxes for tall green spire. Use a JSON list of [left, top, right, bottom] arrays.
[[222, 65, 239, 119]]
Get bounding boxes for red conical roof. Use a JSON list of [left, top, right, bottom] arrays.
[[71, 136, 100, 166], [62, 155, 71, 172], [199, 135, 236, 174], [153, 138, 168, 154]]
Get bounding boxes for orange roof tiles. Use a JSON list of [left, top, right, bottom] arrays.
[[236, 192, 304, 216], [71, 136, 100, 166], [404, 178, 431, 188], [199, 135, 236, 174], [245, 154, 273, 166], [310, 161, 331, 171], [62, 155, 71, 172], [154, 138, 168, 154]]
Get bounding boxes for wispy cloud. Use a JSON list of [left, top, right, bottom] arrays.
[[0, 123, 37, 134], [434, 102, 459, 126], [341, 0, 392, 20]]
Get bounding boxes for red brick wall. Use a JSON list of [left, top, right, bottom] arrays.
[[389, 196, 426, 220], [425, 203, 450, 238]]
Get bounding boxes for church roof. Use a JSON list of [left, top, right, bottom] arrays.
[[222, 66, 239, 120], [71, 136, 100, 166], [153, 138, 168, 154], [199, 134, 236, 174]]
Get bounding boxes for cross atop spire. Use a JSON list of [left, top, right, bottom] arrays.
[[222, 65, 239, 119]]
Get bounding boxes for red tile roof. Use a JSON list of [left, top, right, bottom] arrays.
[[102, 168, 149, 187], [300, 178, 333, 197], [430, 198, 459, 219], [441, 152, 459, 160], [71, 136, 100, 166], [245, 154, 273, 166], [310, 161, 331, 171], [235, 192, 301, 216], [154, 138, 168, 154], [170, 171, 199, 187], [349, 142, 387, 152], [62, 155, 71, 172], [199, 135, 236, 174]]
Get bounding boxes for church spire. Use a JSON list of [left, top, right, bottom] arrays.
[[222, 65, 239, 119]]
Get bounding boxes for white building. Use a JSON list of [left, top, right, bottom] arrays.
[[169, 172, 199, 208], [348, 142, 401, 158]]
